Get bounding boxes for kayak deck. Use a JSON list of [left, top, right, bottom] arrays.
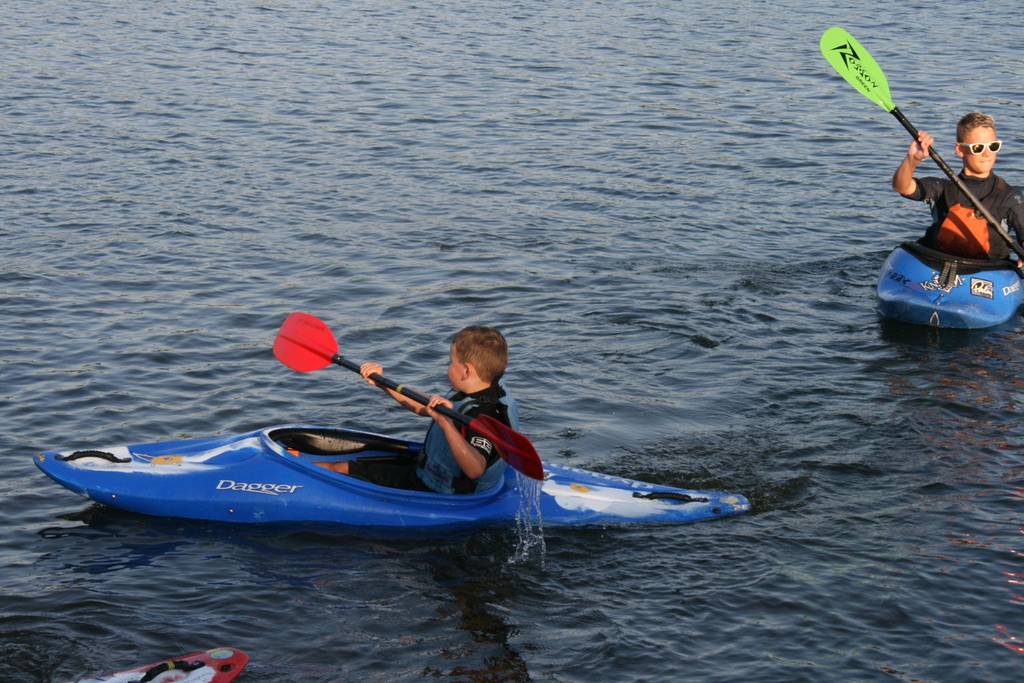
[[876, 241, 1023, 328]]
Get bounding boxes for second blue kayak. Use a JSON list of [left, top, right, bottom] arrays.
[[35, 423, 750, 529], [876, 241, 1024, 328]]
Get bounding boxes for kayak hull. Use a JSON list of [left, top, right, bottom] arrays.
[[876, 242, 1023, 329], [35, 424, 750, 529], [70, 647, 247, 683]]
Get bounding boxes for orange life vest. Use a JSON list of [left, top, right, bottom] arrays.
[[928, 175, 1015, 259], [934, 202, 991, 259]]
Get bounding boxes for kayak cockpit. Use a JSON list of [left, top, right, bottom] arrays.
[[899, 239, 1019, 274], [260, 425, 508, 502], [265, 426, 417, 456]]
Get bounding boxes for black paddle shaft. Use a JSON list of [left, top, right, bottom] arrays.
[[890, 107, 1024, 261], [331, 354, 473, 428]]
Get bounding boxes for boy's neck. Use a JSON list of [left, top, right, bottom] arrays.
[[962, 168, 992, 180], [458, 377, 492, 395]]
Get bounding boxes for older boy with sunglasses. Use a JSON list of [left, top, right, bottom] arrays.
[[892, 111, 1024, 261]]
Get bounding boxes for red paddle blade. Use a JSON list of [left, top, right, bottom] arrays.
[[470, 415, 544, 480], [273, 312, 339, 372]]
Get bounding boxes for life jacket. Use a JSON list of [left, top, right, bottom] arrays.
[[930, 175, 1014, 259], [416, 381, 519, 494]]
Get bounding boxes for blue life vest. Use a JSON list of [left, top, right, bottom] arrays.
[[416, 382, 519, 494]]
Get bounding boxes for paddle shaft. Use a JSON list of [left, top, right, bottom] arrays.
[[331, 354, 473, 428], [890, 106, 1024, 262]]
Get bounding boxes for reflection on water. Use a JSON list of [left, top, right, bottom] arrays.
[[884, 329, 1023, 452], [878, 317, 1024, 669], [25, 503, 548, 680], [877, 317, 1018, 350], [425, 538, 534, 681], [993, 480, 1024, 655]]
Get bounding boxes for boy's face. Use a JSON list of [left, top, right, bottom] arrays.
[[956, 125, 999, 178]]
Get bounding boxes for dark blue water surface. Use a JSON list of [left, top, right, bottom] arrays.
[[3, 1, 1023, 681]]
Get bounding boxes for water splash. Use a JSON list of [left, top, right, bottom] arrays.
[[508, 470, 545, 566]]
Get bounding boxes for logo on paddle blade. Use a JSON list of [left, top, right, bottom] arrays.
[[830, 41, 859, 69], [828, 41, 882, 93]]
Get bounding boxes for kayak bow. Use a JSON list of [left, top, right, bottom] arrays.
[[877, 241, 1023, 328]]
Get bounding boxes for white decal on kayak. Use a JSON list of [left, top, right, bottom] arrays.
[[970, 277, 994, 299], [922, 274, 962, 293], [543, 479, 690, 518], [182, 437, 263, 463], [548, 465, 654, 489], [216, 479, 303, 496], [1003, 280, 1021, 296], [58, 437, 264, 475]]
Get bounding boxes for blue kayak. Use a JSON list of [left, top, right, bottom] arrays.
[[34, 424, 750, 528], [876, 241, 1024, 328]]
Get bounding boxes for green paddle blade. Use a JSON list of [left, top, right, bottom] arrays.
[[820, 26, 895, 112]]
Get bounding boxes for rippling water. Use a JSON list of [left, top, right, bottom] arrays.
[[3, 1, 1023, 681]]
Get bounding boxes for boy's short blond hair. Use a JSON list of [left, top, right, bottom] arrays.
[[957, 112, 996, 141], [452, 326, 508, 383]]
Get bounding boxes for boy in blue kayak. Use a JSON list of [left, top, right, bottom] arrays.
[[317, 326, 519, 494], [892, 111, 1024, 260]]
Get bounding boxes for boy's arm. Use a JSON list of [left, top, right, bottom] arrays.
[[893, 131, 933, 197], [1008, 192, 1024, 265], [359, 362, 430, 416], [426, 396, 489, 479]]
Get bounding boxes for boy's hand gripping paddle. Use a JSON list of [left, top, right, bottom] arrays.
[[273, 312, 544, 480], [819, 26, 1024, 262]]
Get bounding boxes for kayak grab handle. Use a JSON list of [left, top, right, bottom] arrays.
[[58, 450, 131, 464], [632, 491, 709, 504], [138, 658, 205, 683]]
